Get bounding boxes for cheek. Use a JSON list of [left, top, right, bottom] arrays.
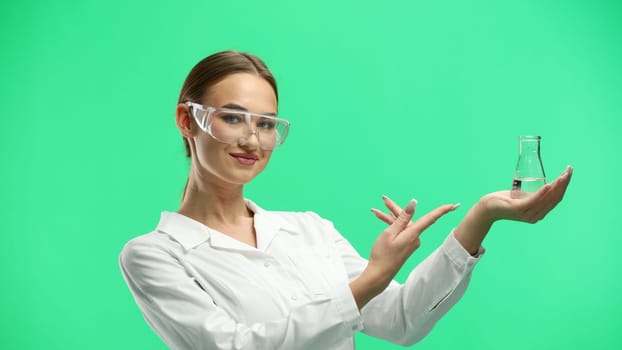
[[193, 135, 222, 163], [254, 150, 272, 171], [261, 150, 273, 162], [209, 123, 229, 139]]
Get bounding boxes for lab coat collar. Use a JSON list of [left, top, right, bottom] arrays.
[[156, 199, 296, 252]]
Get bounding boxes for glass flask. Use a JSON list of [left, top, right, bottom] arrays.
[[511, 136, 547, 199]]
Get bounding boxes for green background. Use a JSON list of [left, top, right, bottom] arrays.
[[1, 0, 620, 349]]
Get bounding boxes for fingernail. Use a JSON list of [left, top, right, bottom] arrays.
[[381, 195, 388, 200], [404, 199, 417, 214], [451, 203, 461, 210]]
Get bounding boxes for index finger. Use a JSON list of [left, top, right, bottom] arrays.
[[554, 165, 573, 196], [401, 204, 458, 239], [383, 199, 417, 237], [531, 166, 573, 216], [382, 195, 404, 217]]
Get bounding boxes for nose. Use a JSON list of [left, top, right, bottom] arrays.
[[237, 129, 260, 150]]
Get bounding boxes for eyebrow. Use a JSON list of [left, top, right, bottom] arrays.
[[220, 103, 276, 117]]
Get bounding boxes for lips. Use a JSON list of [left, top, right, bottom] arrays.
[[230, 153, 259, 165]]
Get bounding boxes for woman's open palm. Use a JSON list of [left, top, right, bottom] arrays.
[[482, 166, 573, 223]]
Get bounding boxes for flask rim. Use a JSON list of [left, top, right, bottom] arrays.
[[519, 135, 541, 141]]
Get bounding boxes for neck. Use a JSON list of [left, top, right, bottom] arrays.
[[177, 170, 252, 228]]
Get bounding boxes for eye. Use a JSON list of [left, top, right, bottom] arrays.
[[221, 114, 242, 124], [257, 118, 276, 130]]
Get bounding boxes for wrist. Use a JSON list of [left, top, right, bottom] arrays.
[[454, 199, 495, 255], [475, 195, 500, 225], [360, 264, 392, 294], [350, 265, 391, 310]]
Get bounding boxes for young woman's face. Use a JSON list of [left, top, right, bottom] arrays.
[[185, 72, 278, 186]]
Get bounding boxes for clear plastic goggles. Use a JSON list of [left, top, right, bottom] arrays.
[[186, 102, 290, 150]]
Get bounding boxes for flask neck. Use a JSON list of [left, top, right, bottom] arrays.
[[520, 138, 541, 155]]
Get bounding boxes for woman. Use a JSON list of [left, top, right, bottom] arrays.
[[119, 50, 572, 350]]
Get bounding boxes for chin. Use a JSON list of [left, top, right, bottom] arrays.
[[227, 170, 265, 185]]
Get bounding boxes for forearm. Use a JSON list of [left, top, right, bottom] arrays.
[[453, 199, 495, 255]]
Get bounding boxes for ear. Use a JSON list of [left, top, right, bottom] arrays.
[[176, 103, 194, 138]]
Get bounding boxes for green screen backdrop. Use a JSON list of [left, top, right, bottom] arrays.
[[1, 0, 620, 349]]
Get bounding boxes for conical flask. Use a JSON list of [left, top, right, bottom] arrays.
[[510, 136, 547, 199]]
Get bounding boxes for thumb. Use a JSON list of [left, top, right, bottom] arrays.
[[384, 199, 417, 236]]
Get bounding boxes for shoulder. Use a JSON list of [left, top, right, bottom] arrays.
[[248, 199, 338, 234], [248, 199, 326, 222], [266, 209, 336, 230], [256, 207, 345, 247], [119, 228, 180, 268]]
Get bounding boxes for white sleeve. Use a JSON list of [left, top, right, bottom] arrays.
[[327, 222, 484, 346], [119, 239, 363, 350]]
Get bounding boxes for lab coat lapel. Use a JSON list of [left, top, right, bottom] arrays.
[[207, 229, 259, 252], [254, 212, 282, 251]]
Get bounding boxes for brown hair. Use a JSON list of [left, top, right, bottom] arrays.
[[178, 50, 278, 158], [177, 50, 278, 200]]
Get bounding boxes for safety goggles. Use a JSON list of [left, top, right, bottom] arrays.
[[186, 102, 290, 150]]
